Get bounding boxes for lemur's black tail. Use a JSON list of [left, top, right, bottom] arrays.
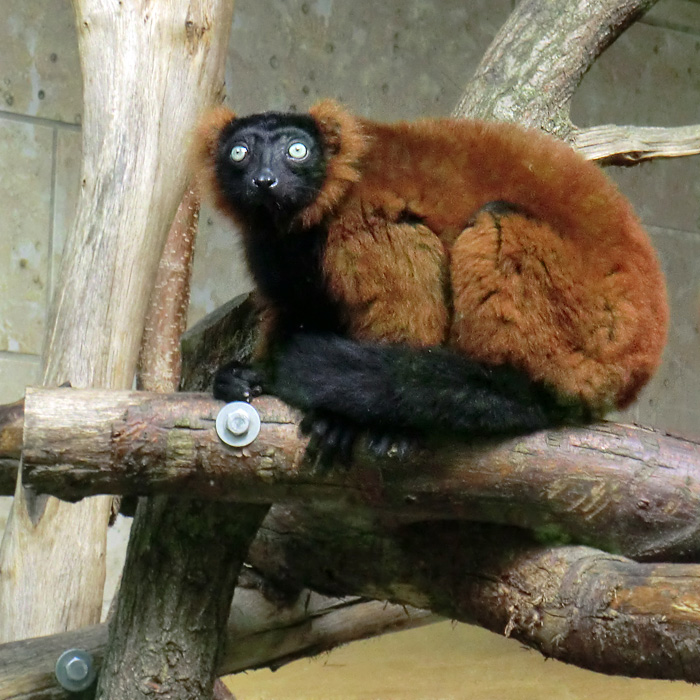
[[271, 334, 582, 438]]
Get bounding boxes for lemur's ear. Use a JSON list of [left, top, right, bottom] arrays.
[[299, 100, 370, 228], [190, 106, 240, 221]]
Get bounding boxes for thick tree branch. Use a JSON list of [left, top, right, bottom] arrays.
[[12, 388, 700, 561], [96, 498, 268, 700], [453, 0, 659, 134], [249, 509, 700, 682], [452, 0, 700, 168]]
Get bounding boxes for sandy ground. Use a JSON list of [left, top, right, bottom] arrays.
[[226, 620, 700, 700]]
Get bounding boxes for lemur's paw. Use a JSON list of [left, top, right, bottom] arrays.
[[300, 410, 361, 469], [213, 361, 264, 402]]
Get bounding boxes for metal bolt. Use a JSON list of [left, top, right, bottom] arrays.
[[216, 402, 261, 447], [65, 656, 89, 681], [56, 649, 96, 692], [227, 408, 251, 436]]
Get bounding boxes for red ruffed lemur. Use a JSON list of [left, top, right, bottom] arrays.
[[191, 100, 668, 460]]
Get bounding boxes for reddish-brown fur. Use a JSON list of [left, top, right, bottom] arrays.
[[191, 105, 243, 226], [193, 100, 669, 412]]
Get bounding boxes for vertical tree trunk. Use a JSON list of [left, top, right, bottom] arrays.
[[0, 0, 235, 642], [96, 498, 268, 699]]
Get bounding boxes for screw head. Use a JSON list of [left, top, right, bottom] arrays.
[[65, 656, 89, 681], [227, 408, 251, 436]]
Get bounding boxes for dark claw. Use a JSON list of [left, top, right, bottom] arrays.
[[368, 434, 392, 458], [393, 436, 415, 460], [367, 431, 417, 460]]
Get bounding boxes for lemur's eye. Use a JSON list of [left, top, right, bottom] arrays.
[[287, 142, 308, 160], [230, 144, 248, 162]]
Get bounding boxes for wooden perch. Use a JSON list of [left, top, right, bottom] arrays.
[[9, 387, 700, 561]]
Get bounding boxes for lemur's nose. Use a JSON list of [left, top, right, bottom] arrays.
[[253, 169, 278, 189]]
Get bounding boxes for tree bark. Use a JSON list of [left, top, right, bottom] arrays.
[[0, 399, 23, 495], [249, 508, 700, 682], [96, 498, 267, 700], [453, 0, 659, 134], [0, 0, 234, 643], [178, 294, 261, 394], [137, 185, 200, 394], [16, 387, 700, 562]]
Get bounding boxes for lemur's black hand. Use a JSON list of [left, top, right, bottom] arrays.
[[213, 361, 265, 402]]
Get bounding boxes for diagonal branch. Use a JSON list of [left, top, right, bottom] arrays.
[[452, 0, 700, 169], [453, 0, 660, 133]]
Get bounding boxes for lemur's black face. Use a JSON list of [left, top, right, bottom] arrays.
[[215, 112, 327, 219]]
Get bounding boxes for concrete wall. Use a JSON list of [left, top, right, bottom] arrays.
[[1, 1, 699, 698]]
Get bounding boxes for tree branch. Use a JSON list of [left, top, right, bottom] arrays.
[[96, 498, 268, 700], [575, 123, 700, 164], [137, 184, 199, 394], [11, 388, 700, 561], [451, 0, 700, 168], [0, 576, 435, 700], [249, 508, 700, 682], [453, 0, 659, 134]]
